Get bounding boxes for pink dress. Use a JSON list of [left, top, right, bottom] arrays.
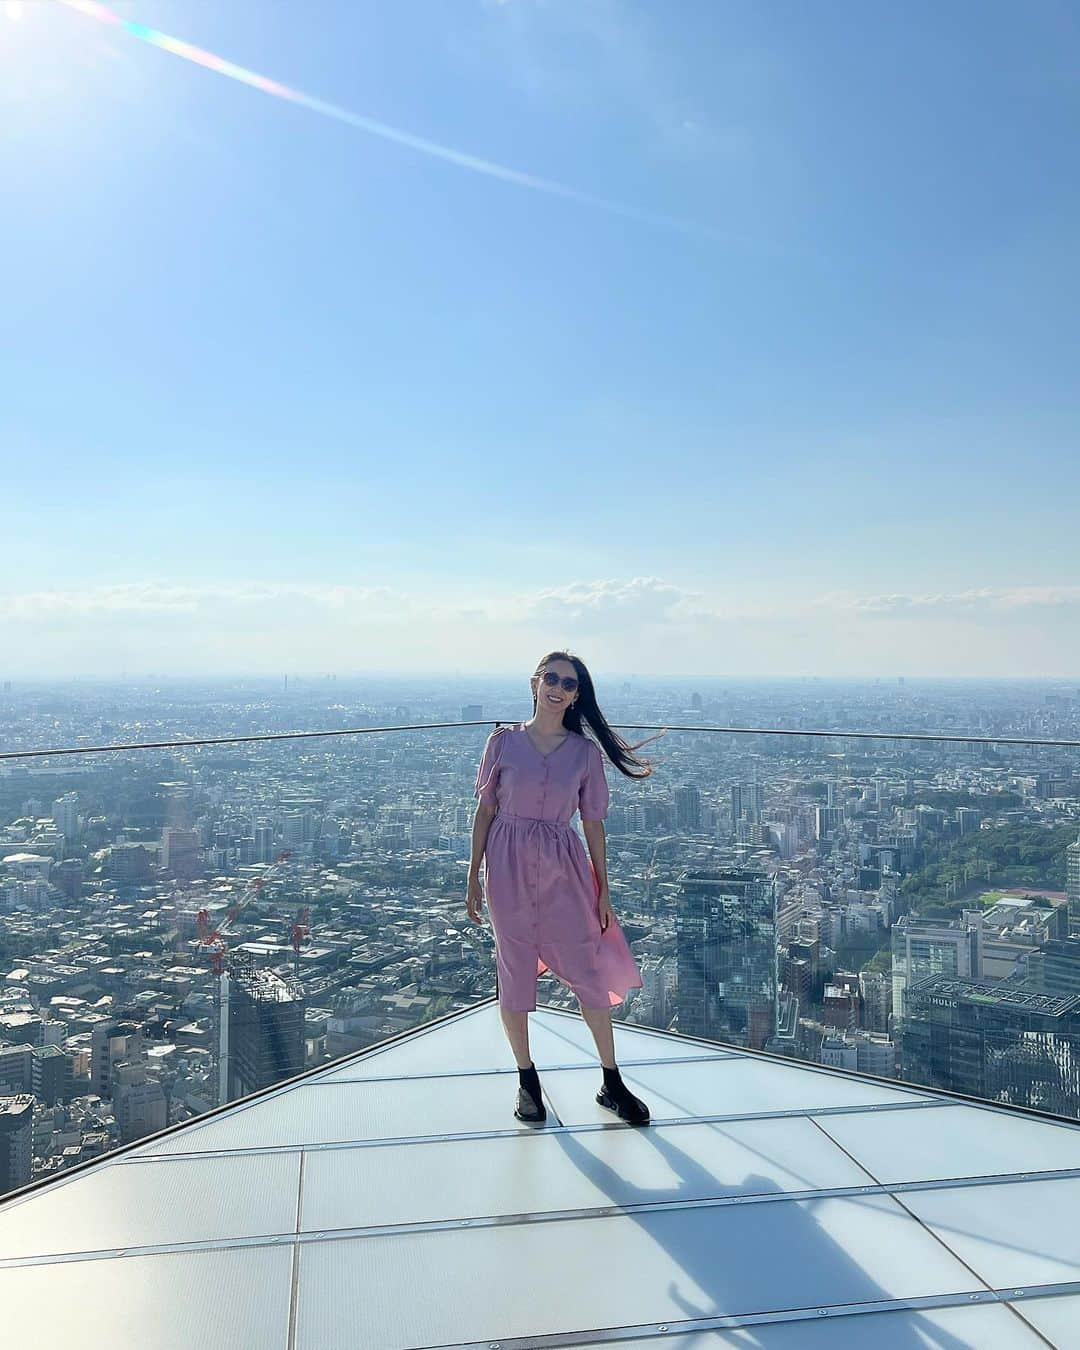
[[474, 723, 644, 1013]]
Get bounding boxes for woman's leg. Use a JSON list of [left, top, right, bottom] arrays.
[[577, 998, 617, 1069], [499, 1006, 534, 1069]]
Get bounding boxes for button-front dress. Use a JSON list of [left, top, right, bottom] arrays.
[[474, 723, 644, 1012]]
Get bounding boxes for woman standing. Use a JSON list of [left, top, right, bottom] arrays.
[[466, 650, 666, 1127]]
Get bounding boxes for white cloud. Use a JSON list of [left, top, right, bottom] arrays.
[[812, 586, 1080, 616], [3, 576, 1079, 676]]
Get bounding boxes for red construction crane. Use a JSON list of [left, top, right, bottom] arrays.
[[291, 906, 311, 973], [196, 851, 293, 976]]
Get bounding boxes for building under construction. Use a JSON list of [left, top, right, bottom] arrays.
[[216, 950, 305, 1106]]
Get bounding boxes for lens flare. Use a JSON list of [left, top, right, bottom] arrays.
[[57, 0, 719, 240]]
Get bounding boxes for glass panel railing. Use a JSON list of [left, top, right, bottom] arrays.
[[600, 724, 1080, 1123], [2, 714, 1078, 1196], [0, 723, 498, 1190]]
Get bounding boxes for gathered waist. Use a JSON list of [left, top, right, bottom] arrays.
[[493, 810, 575, 829]]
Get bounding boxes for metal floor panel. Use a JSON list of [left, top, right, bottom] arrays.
[[560, 1303, 1048, 1347], [300, 1115, 872, 1234], [819, 1100, 1080, 1187], [0, 1244, 294, 1348], [541, 1054, 928, 1127], [1008, 1292, 1080, 1347], [293, 1193, 985, 1350], [0, 1150, 301, 1260], [900, 1176, 1080, 1291]]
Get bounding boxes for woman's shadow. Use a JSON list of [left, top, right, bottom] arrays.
[[549, 1084, 983, 1349]]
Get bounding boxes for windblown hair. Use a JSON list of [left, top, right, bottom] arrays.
[[530, 649, 667, 780]]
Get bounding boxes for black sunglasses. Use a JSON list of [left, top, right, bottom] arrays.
[[540, 671, 579, 692]]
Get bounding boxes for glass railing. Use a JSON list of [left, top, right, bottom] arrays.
[[2, 717, 1078, 1194]]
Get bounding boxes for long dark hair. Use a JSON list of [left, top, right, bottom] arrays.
[[529, 650, 667, 780]]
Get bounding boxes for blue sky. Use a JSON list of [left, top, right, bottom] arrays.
[[2, 0, 1079, 677]]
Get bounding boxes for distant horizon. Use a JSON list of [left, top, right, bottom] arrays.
[[4, 671, 1079, 687]]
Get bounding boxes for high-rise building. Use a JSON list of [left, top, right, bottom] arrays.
[[814, 806, 843, 840], [676, 869, 777, 1049], [90, 1018, 144, 1097], [461, 704, 483, 721], [31, 1044, 73, 1107], [105, 842, 154, 885], [730, 783, 763, 827], [1026, 937, 1080, 999], [219, 960, 305, 1104], [254, 825, 274, 864], [891, 917, 982, 1021], [0, 1095, 33, 1196], [0, 1046, 32, 1095], [161, 827, 202, 880], [51, 793, 79, 845], [674, 785, 701, 833], [1067, 832, 1080, 913], [901, 976, 1080, 1117], [113, 1061, 168, 1143], [283, 812, 312, 846], [859, 970, 892, 1033]]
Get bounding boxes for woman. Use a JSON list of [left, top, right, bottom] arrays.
[[466, 649, 666, 1127]]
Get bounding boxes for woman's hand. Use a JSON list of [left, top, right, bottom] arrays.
[[596, 887, 614, 933], [466, 873, 486, 924]]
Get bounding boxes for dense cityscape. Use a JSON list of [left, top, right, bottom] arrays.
[[1, 673, 1078, 1196]]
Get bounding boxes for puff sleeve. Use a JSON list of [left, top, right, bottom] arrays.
[[473, 729, 505, 809], [578, 739, 610, 822]]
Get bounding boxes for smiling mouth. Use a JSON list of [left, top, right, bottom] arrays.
[[545, 694, 563, 704]]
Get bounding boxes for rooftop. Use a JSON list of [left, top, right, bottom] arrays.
[[910, 977, 1080, 1017], [3, 999, 1080, 1346]]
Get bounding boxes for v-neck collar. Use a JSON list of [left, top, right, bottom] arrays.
[[519, 722, 574, 761]]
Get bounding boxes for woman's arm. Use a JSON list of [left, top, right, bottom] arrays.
[[581, 818, 609, 896], [468, 801, 497, 882]]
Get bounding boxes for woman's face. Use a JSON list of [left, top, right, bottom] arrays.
[[531, 658, 580, 714]]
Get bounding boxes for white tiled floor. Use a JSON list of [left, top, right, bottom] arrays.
[[4, 1000, 1080, 1349]]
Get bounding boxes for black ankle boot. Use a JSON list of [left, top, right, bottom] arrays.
[[597, 1064, 650, 1125], [515, 1061, 546, 1123]]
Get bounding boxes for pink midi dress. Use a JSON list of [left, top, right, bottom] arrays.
[[474, 723, 644, 1012]]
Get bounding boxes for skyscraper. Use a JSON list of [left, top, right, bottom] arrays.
[[218, 957, 305, 1104], [676, 869, 777, 1049], [674, 785, 701, 832]]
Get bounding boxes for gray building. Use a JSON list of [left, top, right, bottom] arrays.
[[891, 917, 982, 1021], [219, 959, 305, 1104], [0, 1095, 33, 1196], [901, 976, 1080, 1118]]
